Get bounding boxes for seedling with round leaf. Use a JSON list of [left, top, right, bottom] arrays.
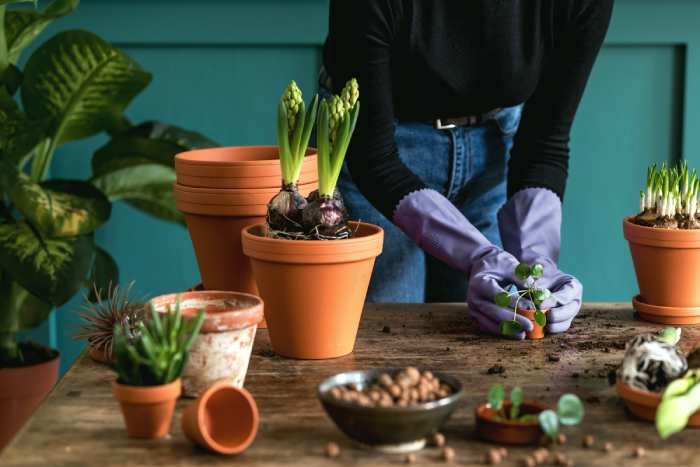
[[266, 80, 319, 238], [494, 263, 551, 337], [538, 393, 585, 441]]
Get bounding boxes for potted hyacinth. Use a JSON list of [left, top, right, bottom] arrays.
[[242, 78, 384, 360], [623, 161, 700, 324]]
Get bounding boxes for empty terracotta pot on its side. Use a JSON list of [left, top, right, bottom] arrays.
[[182, 381, 259, 454], [242, 222, 384, 359], [616, 380, 700, 424], [112, 379, 181, 438], [475, 401, 547, 445], [519, 309, 547, 340], [149, 291, 264, 397], [623, 218, 700, 324]]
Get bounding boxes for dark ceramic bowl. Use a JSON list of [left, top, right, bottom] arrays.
[[318, 369, 464, 453]]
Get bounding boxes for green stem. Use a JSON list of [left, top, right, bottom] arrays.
[[30, 138, 56, 182], [0, 274, 20, 363], [0, 6, 9, 75]]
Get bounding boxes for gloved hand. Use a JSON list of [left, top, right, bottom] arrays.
[[498, 188, 583, 333], [393, 189, 534, 339]]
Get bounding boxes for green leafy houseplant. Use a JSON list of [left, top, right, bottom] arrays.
[[487, 384, 584, 439], [635, 161, 700, 229], [0, 0, 216, 365], [656, 369, 700, 439], [113, 299, 204, 386], [494, 263, 551, 337]]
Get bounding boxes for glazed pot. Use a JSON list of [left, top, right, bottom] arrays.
[[519, 309, 547, 340], [623, 218, 700, 324], [242, 222, 384, 359], [475, 401, 547, 445], [616, 380, 700, 425], [175, 182, 317, 294], [149, 291, 264, 397], [112, 378, 181, 438], [175, 145, 317, 189], [0, 351, 59, 449], [182, 381, 259, 454]]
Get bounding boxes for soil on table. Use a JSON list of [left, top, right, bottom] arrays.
[[0, 341, 58, 368]]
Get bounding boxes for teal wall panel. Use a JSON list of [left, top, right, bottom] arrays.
[[12, 0, 700, 374]]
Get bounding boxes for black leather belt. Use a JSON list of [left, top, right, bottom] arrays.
[[434, 108, 502, 130]]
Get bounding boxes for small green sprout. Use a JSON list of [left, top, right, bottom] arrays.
[[494, 263, 551, 337]]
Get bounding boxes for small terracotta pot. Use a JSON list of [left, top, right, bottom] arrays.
[[475, 401, 547, 445], [0, 351, 59, 449], [623, 218, 700, 324], [175, 145, 317, 189], [149, 291, 264, 397], [88, 345, 113, 365], [519, 309, 547, 340], [175, 183, 317, 295], [242, 222, 384, 359], [616, 380, 700, 425], [182, 381, 259, 454], [112, 379, 181, 438]]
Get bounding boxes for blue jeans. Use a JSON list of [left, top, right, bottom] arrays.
[[337, 106, 523, 303]]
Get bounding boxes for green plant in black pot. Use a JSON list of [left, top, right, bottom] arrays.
[[0, 0, 217, 368]]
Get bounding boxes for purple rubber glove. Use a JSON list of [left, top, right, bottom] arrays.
[[394, 189, 534, 339], [498, 188, 583, 334]]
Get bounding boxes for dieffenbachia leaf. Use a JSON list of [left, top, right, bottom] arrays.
[[0, 278, 52, 331], [1, 162, 111, 237], [5, 0, 80, 64], [0, 221, 94, 305], [0, 90, 46, 167], [21, 29, 151, 145], [85, 245, 118, 302]]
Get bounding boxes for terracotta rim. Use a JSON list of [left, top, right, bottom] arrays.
[[242, 222, 384, 264], [112, 379, 182, 404], [194, 382, 259, 454], [615, 380, 660, 407], [176, 145, 316, 166], [149, 291, 264, 333], [176, 172, 316, 189], [0, 351, 60, 396], [173, 181, 318, 206], [474, 401, 547, 428], [177, 201, 267, 217], [623, 218, 700, 248]]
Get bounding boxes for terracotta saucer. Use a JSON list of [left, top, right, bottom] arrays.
[[632, 295, 700, 325]]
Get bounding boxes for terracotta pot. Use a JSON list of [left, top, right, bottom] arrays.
[[149, 291, 264, 397], [474, 401, 547, 445], [88, 345, 113, 365], [242, 222, 384, 359], [112, 379, 181, 438], [173, 181, 318, 206], [0, 352, 59, 449], [624, 218, 700, 324], [182, 381, 259, 454], [175, 145, 317, 189], [616, 380, 700, 425], [519, 309, 547, 340], [186, 283, 267, 329], [175, 183, 317, 295]]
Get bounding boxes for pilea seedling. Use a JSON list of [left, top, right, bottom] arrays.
[[494, 263, 551, 337], [487, 385, 584, 438]]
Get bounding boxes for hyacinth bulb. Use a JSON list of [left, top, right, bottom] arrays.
[[302, 195, 351, 240], [266, 185, 308, 237], [618, 332, 688, 392]]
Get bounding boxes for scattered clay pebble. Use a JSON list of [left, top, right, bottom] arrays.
[[555, 453, 568, 466], [532, 448, 549, 463], [404, 453, 416, 464], [498, 447, 508, 458], [442, 447, 455, 463], [324, 442, 340, 458], [582, 435, 595, 448], [603, 442, 613, 453], [432, 432, 446, 447], [521, 456, 536, 467], [556, 433, 567, 445], [634, 446, 645, 458], [486, 449, 502, 465]]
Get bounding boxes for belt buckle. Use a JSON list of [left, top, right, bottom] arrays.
[[435, 118, 456, 130]]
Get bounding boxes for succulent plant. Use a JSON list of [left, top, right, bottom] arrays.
[[74, 282, 143, 360], [113, 297, 204, 386]]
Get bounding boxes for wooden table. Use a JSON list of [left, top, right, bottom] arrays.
[[3, 303, 700, 466]]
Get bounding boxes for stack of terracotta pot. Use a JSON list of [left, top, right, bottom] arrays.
[[174, 146, 318, 324]]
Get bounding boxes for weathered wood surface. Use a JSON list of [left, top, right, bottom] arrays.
[[3, 303, 700, 466]]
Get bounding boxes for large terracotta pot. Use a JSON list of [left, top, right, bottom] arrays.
[[174, 182, 317, 294], [175, 145, 317, 189], [242, 222, 384, 359], [112, 379, 181, 438], [623, 218, 700, 324], [149, 291, 264, 397], [0, 351, 59, 449], [182, 381, 259, 454]]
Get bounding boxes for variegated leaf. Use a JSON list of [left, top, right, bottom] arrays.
[[0, 90, 46, 167], [0, 221, 94, 305], [21, 29, 151, 145]]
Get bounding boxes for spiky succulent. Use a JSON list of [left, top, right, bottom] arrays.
[[637, 161, 700, 228], [74, 282, 144, 360]]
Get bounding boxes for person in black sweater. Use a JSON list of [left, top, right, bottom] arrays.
[[323, 0, 613, 338]]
